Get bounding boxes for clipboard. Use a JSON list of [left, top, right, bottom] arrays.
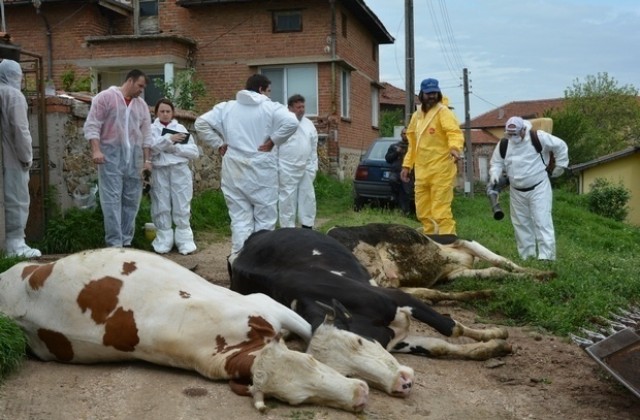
[[161, 128, 190, 144]]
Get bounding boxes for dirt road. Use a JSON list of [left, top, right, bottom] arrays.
[[1, 240, 639, 420]]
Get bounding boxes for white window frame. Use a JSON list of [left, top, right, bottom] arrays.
[[371, 85, 379, 127], [259, 64, 318, 116], [341, 69, 351, 119]]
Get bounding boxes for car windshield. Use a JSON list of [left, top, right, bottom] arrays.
[[367, 140, 394, 160]]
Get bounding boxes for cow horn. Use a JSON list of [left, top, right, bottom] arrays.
[[315, 300, 337, 325]]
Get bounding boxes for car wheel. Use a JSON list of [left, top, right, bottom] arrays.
[[353, 196, 366, 212]]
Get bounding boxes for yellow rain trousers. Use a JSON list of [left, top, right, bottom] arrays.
[[404, 102, 463, 234]]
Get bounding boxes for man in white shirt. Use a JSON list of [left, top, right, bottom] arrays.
[[277, 94, 318, 229], [195, 74, 298, 254]]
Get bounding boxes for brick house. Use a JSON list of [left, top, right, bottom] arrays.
[[2, 0, 393, 177]]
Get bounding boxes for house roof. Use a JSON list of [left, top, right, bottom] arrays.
[[467, 129, 499, 145], [570, 146, 640, 172], [176, 0, 394, 44], [470, 98, 565, 129], [380, 82, 419, 106]]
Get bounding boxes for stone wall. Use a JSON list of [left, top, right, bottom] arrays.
[[35, 95, 334, 213]]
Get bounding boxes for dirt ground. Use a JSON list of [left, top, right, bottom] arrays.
[[1, 238, 639, 420]]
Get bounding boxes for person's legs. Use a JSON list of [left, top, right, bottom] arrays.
[[297, 169, 316, 228], [98, 163, 125, 247], [510, 189, 536, 259], [3, 168, 40, 257], [121, 170, 143, 247], [151, 165, 174, 253], [171, 164, 196, 255], [278, 162, 304, 228], [531, 179, 555, 260]]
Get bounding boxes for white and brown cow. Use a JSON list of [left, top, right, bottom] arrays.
[[327, 223, 556, 302], [229, 228, 512, 369], [0, 248, 369, 412]]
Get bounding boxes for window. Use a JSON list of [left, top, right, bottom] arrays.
[[371, 86, 379, 127], [273, 10, 302, 33], [139, 0, 158, 16], [260, 65, 318, 116], [341, 69, 350, 118], [139, 0, 158, 34]]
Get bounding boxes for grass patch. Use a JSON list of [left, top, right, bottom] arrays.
[[0, 314, 26, 383]]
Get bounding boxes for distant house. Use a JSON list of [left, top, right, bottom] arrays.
[[570, 146, 640, 226]]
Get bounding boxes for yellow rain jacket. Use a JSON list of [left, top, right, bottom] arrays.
[[404, 98, 463, 234]]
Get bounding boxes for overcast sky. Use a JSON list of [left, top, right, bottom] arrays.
[[365, 0, 640, 121]]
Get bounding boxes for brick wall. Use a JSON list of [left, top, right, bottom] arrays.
[[5, 0, 386, 175]]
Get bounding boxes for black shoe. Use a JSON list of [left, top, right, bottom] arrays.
[[301, 225, 313, 229]]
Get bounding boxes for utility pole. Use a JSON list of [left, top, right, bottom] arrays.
[[404, 0, 415, 124], [463, 68, 474, 197]]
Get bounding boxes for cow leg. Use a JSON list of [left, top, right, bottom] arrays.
[[390, 336, 512, 360], [451, 321, 508, 341], [446, 240, 555, 281], [401, 287, 493, 303]]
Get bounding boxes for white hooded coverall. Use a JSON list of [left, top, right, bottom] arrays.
[[195, 90, 298, 253], [277, 116, 318, 228], [83, 86, 153, 247], [149, 118, 199, 254], [0, 59, 41, 258], [489, 121, 569, 260]]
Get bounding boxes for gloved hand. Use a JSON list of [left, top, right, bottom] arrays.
[[551, 166, 565, 178], [489, 174, 499, 187]]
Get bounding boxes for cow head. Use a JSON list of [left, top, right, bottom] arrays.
[[307, 300, 414, 397], [250, 336, 369, 412]]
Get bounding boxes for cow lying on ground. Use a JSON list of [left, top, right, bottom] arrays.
[[327, 223, 555, 302], [0, 248, 369, 412], [229, 228, 512, 376]]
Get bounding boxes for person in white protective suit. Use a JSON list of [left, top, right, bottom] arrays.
[[489, 116, 569, 261], [0, 59, 41, 258], [84, 69, 153, 248], [148, 98, 199, 255], [195, 74, 298, 254], [277, 94, 318, 229]]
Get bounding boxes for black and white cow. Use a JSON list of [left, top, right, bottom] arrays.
[[229, 228, 512, 380], [327, 223, 555, 302]]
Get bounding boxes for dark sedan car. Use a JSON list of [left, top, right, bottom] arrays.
[[353, 137, 400, 211]]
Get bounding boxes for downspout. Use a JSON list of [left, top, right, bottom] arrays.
[[33, 1, 53, 81], [329, 0, 340, 175]]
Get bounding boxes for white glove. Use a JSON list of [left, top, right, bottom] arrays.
[[551, 166, 565, 178], [489, 174, 499, 186]]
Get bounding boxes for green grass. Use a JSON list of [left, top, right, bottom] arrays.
[[1, 176, 639, 376], [0, 314, 27, 383]]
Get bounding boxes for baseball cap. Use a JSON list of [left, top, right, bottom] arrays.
[[420, 78, 440, 94], [505, 116, 525, 134]]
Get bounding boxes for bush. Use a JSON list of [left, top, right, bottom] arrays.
[[0, 314, 26, 383], [586, 178, 630, 222]]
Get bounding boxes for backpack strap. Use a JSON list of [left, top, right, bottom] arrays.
[[499, 130, 556, 176], [530, 130, 556, 175], [499, 137, 508, 159]]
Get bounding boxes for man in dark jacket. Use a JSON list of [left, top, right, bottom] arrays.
[[385, 128, 414, 215]]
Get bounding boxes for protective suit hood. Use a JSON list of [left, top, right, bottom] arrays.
[[0, 59, 23, 90], [236, 89, 270, 106]]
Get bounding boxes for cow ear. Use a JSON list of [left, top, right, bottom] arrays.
[[315, 300, 336, 325], [332, 298, 352, 320]]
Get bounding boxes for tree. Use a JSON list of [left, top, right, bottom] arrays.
[[153, 68, 207, 112], [378, 108, 404, 137], [548, 72, 640, 165]]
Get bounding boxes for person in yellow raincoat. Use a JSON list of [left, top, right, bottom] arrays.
[[400, 78, 463, 235]]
